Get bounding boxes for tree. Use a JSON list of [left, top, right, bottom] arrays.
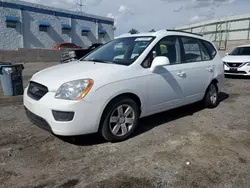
[[149, 29, 156, 32], [128, 28, 139, 34]]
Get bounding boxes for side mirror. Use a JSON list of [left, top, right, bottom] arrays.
[[225, 53, 229, 56], [150, 56, 170, 72]]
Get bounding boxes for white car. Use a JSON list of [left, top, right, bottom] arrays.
[[223, 45, 250, 76], [24, 30, 224, 142]]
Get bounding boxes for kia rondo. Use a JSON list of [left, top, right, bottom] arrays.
[[24, 30, 224, 142]]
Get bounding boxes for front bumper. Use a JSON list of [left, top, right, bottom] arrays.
[[224, 64, 250, 75], [23, 88, 104, 136]]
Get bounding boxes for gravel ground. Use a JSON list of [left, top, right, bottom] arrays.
[[0, 72, 250, 187]]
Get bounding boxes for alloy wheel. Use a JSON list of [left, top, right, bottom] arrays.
[[209, 84, 217, 104], [109, 104, 135, 137]]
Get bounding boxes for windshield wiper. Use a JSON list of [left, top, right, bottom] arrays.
[[87, 59, 113, 64]]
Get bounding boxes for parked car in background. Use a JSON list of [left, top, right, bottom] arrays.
[[60, 43, 103, 63], [223, 45, 250, 76], [53, 42, 82, 50], [24, 30, 224, 142]]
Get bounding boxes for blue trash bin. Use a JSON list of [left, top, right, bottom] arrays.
[[0, 64, 24, 96]]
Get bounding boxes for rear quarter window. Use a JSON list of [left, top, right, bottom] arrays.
[[201, 40, 217, 59]]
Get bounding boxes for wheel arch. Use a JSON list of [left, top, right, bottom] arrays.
[[98, 92, 142, 132], [203, 78, 219, 99]]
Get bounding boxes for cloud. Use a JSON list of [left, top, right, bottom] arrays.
[[106, 5, 134, 26], [107, 13, 115, 19], [189, 15, 207, 23], [167, 0, 237, 12]]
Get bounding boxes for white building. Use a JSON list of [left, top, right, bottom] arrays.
[[0, 0, 114, 50], [175, 14, 250, 51]]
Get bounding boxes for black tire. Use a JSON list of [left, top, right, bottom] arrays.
[[100, 96, 140, 142], [203, 83, 219, 108]]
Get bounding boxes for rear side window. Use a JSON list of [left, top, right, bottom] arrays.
[[198, 40, 210, 61], [180, 37, 213, 63], [201, 40, 217, 59]]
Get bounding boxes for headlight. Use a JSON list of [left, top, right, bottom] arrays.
[[55, 79, 93, 100], [69, 51, 76, 58]]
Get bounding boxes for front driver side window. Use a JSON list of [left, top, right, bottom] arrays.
[[141, 36, 181, 68]]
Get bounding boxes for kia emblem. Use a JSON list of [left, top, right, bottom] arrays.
[[31, 87, 39, 94]]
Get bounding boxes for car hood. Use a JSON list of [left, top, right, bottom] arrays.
[[31, 61, 126, 91], [222, 55, 250, 63]]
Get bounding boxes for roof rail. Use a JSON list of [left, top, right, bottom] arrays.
[[166, 29, 203, 37]]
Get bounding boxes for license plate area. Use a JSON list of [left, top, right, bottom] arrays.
[[230, 68, 238, 72]]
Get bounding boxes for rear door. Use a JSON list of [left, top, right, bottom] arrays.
[[178, 36, 214, 104]]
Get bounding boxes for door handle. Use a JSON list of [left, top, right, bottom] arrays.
[[177, 72, 186, 77], [207, 67, 213, 72]]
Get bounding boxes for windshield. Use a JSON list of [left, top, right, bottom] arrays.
[[81, 36, 155, 66], [230, 47, 250, 56]]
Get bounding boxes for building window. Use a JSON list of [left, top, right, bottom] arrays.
[[5, 16, 18, 28], [38, 21, 50, 32], [98, 28, 106, 35], [81, 27, 90, 36], [39, 26, 48, 32], [61, 24, 71, 35], [6, 22, 17, 28], [62, 29, 71, 35]]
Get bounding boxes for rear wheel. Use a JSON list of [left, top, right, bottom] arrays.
[[203, 83, 219, 108], [100, 97, 140, 142]]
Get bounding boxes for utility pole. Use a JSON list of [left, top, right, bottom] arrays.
[[76, 0, 86, 12]]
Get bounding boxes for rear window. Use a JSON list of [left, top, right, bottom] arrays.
[[201, 41, 217, 59]]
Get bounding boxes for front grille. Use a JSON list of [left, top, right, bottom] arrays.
[[28, 81, 48, 100], [225, 62, 244, 68], [25, 107, 52, 131]]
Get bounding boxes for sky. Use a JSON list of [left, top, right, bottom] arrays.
[[23, 0, 250, 36]]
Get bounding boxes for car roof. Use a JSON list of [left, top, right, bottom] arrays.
[[116, 29, 207, 41]]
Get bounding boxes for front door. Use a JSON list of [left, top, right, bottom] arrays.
[[142, 36, 186, 114]]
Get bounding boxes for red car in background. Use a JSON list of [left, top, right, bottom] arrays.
[[53, 42, 82, 50]]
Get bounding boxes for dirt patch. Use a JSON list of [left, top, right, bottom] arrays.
[[0, 96, 23, 107], [223, 93, 240, 103], [84, 173, 153, 188]]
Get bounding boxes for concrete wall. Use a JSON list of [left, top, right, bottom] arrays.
[[72, 19, 96, 47], [0, 6, 22, 49], [0, 48, 62, 63], [0, 0, 114, 50], [176, 14, 250, 42], [23, 11, 69, 48]]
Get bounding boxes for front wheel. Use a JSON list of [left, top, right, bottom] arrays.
[[100, 97, 140, 142], [203, 83, 219, 108]]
